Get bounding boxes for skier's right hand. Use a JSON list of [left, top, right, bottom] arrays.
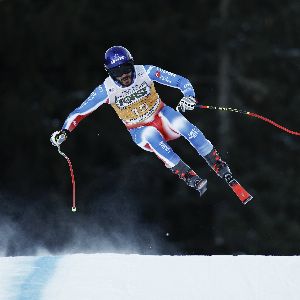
[[50, 130, 68, 147]]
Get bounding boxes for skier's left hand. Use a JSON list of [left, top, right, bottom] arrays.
[[176, 96, 197, 112]]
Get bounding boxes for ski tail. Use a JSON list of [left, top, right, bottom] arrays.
[[224, 174, 253, 205], [196, 178, 208, 197]]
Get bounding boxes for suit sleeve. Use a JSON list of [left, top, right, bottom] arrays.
[[62, 84, 109, 132], [144, 65, 195, 97]]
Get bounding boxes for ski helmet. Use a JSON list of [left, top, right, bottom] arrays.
[[104, 46, 135, 84], [104, 46, 133, 70]]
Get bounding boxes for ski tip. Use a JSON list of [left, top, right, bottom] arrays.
[[242, 195, 253, 205], [72, 207, 77, 212]]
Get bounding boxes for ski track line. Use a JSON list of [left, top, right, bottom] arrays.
[[16, 256, 59, 300]]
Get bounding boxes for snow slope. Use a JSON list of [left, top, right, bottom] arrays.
[[0, 254, 299, 300]]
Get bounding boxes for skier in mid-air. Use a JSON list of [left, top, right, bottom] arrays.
[[51, 46, 232, 197]]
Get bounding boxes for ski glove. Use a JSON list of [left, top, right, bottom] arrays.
[[50, 130, 68, 147], [176, 96, 197, 112]]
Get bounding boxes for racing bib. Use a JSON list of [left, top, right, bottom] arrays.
[[104, 65, 161, 124]]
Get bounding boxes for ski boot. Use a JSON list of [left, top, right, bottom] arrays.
[[204, 149, 253, 204], [171, 160, 207, 196], [204, 148, 231, 178]]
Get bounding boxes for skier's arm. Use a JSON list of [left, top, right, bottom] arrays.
[[144, 65, 195, 98], [62, 84, 109, 132]]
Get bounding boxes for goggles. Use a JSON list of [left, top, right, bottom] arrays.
[[108, 63, 134, 78]]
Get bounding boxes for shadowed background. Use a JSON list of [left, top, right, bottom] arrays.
[[1, 0, 299, 256]]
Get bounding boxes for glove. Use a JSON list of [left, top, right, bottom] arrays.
[[50, 130, 68, 147], [176, 96, 197, 112]]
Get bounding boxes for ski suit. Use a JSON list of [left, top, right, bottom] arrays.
[[62, 65, 213, 168]]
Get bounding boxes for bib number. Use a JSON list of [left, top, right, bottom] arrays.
[[132, 103, 149, 116]]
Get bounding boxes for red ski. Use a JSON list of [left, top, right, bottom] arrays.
[[224, 174, 253, 205]]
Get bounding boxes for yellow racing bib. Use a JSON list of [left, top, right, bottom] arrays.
[[104, 65, 161, 124]]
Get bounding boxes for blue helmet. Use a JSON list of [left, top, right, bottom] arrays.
[[104, 46, 135, 85], [104, 46, 133, 71]]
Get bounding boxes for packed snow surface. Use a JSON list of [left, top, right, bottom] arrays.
[[0, 253, 299, 300]]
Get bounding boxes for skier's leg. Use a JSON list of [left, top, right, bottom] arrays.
[[159, 105, 231, 178], [159, 106, 213, 156], [129, 125, 180, 167], [203, 148, 231, 178], [169, 160, 207, 196], [129, 126, 207, 194]]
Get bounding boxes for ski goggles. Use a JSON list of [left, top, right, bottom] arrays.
[[108, 63, 134, 78]]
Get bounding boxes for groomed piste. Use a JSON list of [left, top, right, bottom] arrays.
[[1, 253, 299, 300]]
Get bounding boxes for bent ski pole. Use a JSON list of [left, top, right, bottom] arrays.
[[196, 105, 300, 136], [57, 145, 77, 212]]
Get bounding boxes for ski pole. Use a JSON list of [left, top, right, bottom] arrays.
[[196, 104, 300, 136], [57, 145, 77, 212]]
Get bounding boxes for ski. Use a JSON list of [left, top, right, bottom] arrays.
[[224, 173, 253, 205]]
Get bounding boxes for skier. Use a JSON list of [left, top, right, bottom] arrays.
[[50, 46, 231, 196]]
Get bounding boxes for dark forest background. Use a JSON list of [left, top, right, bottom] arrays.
[[1, 0, 299, 256]]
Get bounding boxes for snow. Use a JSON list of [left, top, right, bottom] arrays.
[[0, 254, 300, 300]]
